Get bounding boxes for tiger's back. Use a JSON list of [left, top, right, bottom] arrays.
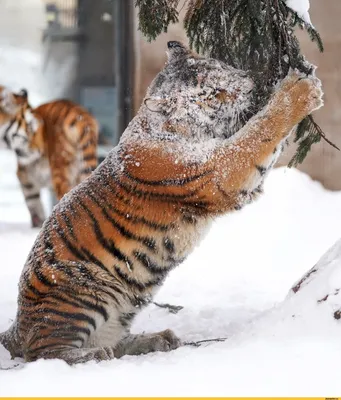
[[33, 99, 99, 198]]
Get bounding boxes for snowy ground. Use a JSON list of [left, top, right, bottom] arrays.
[[1, 148, 341, 396]]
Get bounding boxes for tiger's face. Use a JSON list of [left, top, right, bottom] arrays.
[[0, 86, 28, 116], [0, 88, 43, 164], [0, 86, 28, 150], [142, 41, 254, 141]]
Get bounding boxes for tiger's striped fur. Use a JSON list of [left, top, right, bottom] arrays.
[[0, 86, 28, 144], [0, 91, 98, 227], [0, 42, 323, 364]]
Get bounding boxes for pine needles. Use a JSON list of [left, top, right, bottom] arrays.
[[135, 0, 338, 167], [288, 115, 340, 167], [135, 0, 180, 40]]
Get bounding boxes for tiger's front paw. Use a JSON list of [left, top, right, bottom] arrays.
[[274, 70, 323, 123], [289, 71, 323, 114]]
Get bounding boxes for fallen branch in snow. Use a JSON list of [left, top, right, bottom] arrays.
[[153, 301, 184, 314], [0, 362, 22, 370], [184, 337, 227, 347]]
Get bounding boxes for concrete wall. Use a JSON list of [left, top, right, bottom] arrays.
[[0, 0, 47, 105], [0, 0, 79, 105], [40, 0, 79, 102]]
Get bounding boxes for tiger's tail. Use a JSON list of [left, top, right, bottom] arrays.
[[0, 330, 4, 345], [0, 328, 11, 351], [70, 116, 99, 183], [79, 124, 99, 181], [0, 325, 21, 358]]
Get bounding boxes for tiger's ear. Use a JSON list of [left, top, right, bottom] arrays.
[[13, 88, 29, 106], [144, 97, 167, 113], [19, 89, 28, 99]]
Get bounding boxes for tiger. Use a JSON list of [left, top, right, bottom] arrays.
[[0, 86, 28, 141], [0, 89, 99, 227], [0, 41, 323, 364]]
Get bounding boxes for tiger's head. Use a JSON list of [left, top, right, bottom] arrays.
[[0, 87, 44, 165], [0, 86, 28, 121], [141, 41, 254, 141]]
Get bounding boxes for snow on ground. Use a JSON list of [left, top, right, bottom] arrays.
[[1, 148, 341, 396]]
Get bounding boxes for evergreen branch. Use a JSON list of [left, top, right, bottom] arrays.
[[319, 131, 340, 151], [288, 126, 321, 168], [286, 7, 324, 52], [307, 26, 324, 52], [288, 115, 339, 168], [135, 0, 180, 41]]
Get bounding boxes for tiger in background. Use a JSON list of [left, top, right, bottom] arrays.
[[0, 86, 28, 143], [0, 87, 98, 227], [0, 41, 323, 364]]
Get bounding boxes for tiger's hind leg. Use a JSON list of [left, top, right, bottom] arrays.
[[114, 329, 181, 358], [25, 346, 116, 365], [50, 155, 95, 199], [22, 316, 117, 365], [50, 157, 74, 200], [25, 330, 181, 364], [17, 164, 45, 228], [23, 330, 180, 364]]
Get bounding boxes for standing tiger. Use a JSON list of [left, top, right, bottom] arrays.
[[0, 88, 98, 227], [0, 42, 323, 364]]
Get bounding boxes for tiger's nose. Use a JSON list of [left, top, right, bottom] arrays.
[[167, 41, 183, 49]]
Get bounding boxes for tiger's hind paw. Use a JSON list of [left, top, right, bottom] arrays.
[[115, 329, 181, 358], [150, 329, 182, 352]]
